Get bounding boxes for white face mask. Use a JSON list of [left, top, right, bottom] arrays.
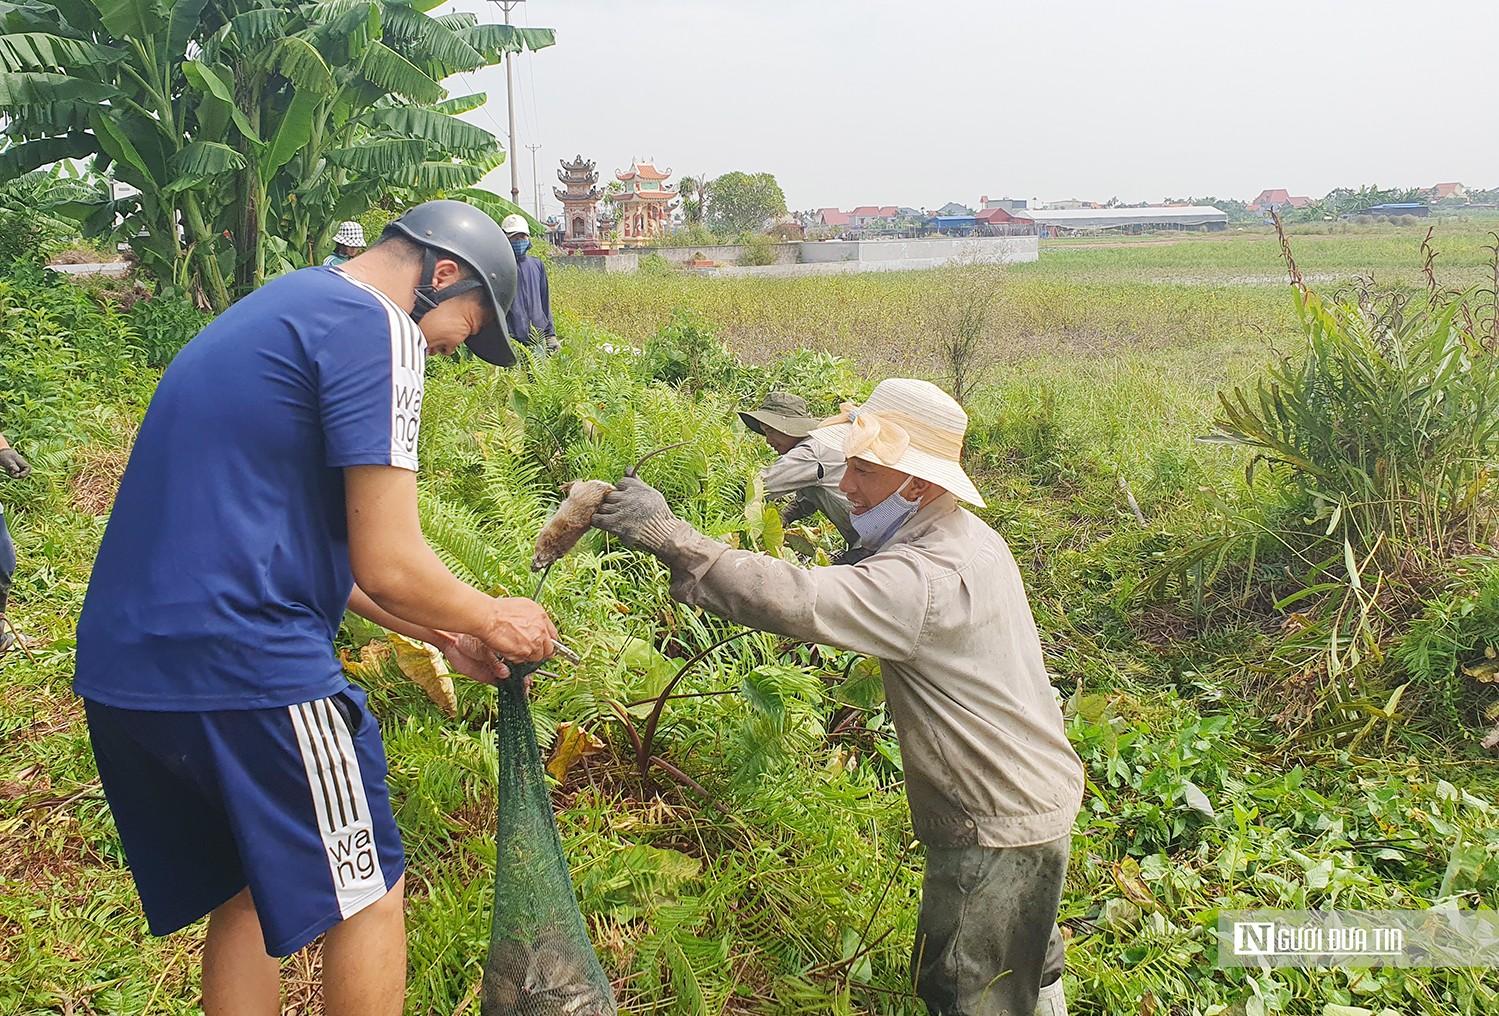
[[850, 476, 920, 548]]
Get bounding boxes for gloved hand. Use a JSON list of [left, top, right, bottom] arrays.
[[779, 497, 815, 526], [0, 448, 29, 480], [591, 476, 680, 555]]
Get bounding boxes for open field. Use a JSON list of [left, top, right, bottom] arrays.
[[560, 223, 1499, 377], [3, 225, 1498, 1015]]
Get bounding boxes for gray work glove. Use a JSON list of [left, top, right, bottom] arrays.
[[0, 448, 29, 479], [591, 476, 683, 556]]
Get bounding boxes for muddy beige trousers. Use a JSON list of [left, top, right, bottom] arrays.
[[912, 836, 1069, 1016]]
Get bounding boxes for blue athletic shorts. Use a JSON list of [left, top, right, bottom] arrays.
[[83, 684, 405, 956]]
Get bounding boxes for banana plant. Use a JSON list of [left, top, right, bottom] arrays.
[[0, 0, 553, 310]]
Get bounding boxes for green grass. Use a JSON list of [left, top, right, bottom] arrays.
[[2, 236, 1497, 1016], [1029, 222, 1499, 286]]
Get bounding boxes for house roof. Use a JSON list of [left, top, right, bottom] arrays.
[[1252, 188, 1292, 205], [818, 208, 852, 226], [976, 207, 1034, 223], [1288, 195, 1312, 208], [1431, 182, 1465, 198], [617, 161, 671, 182]]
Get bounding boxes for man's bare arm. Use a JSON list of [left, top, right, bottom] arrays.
[[348, 584, 444, 645], [344, 465, 557, 662], [347, 584, 510, 683]]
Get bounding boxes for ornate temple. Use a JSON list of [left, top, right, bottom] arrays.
[[613, 160, 677, 243], [553, 155, 602, 247]]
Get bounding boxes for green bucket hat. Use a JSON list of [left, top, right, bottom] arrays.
[[739, 391, 820, 439]]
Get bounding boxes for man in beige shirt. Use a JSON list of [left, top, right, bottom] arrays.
[[739, 391, 860, 552], [595, 379, 1083, 1016]]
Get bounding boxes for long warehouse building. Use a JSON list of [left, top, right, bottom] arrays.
[[1018, 205, 1228, 234]]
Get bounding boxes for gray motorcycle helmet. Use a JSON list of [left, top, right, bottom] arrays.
[[381, 200, 519, 366]]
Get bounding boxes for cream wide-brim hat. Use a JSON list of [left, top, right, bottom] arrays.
[[809, 378, 986, 507]]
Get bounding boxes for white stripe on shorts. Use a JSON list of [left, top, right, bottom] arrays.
[[288, 697, 386, 918]]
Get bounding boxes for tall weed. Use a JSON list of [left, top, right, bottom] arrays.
[[1148, 240, 1499, 736]]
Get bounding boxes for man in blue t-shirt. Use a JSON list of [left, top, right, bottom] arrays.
[[74, 201, 553, 1015]]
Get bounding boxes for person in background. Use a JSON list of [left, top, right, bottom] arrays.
[[738, 391, 861, 557], [322, 221, 366, 267], [74, 200, 553, 1016], [0, 429, 29, 657], [501, 213, 557, 353], [592, 379, 1081, 1016]]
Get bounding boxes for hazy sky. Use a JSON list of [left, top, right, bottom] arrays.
[[443, 0, 1499, 216]]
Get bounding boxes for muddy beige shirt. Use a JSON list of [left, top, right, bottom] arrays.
[[760, 439, 858, 545], [650, 493, 1084, 847]]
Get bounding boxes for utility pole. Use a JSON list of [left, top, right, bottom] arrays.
[[526, 143, 542, 219], [488, 1, 525, 205]]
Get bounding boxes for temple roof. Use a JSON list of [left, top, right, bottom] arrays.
[[614, 189, 676, 202], [617, 160, 671, 182], [554, 186, 602, 203]]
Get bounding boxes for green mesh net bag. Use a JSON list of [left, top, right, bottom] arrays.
[[482, 668, 617, 1016]]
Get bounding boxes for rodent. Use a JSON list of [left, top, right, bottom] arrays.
[[532, 480, 614, 570], [530, 443, 690, 571]]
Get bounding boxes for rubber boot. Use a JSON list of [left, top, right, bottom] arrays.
[[1034, 978, 1067, 1016]]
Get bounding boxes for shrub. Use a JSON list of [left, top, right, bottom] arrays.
[[0, 207, 75, 268], [127, 290, 212, 368], [639, 311, 747, 394], [1150, 264, 1499, 735], [754, 349, 867, 415], [670, 223, 719, 249], [737, 233, 777, 267], [357, 206, 400, 247], [638, 253, 674, 276], [1207, 286, 1497, 572]]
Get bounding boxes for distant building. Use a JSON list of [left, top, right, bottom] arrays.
[[1039, 198, 1099, 210], [1428, 182, 1467, 203], [1023, 205, 1227, 235], [980, 195, 1029, 212], [976, 206, 1033, 226], [554, 155, 602, 247], [848, 205, 900, 227], [1248, 189, 1312, 213], [933, 201, 973, 217], [816, 207, 852, 228], [614, 160, 677, 243], [933, 215, 978, 234], [767, 217, 805, 240], [1366, 202, 1429, 218]]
